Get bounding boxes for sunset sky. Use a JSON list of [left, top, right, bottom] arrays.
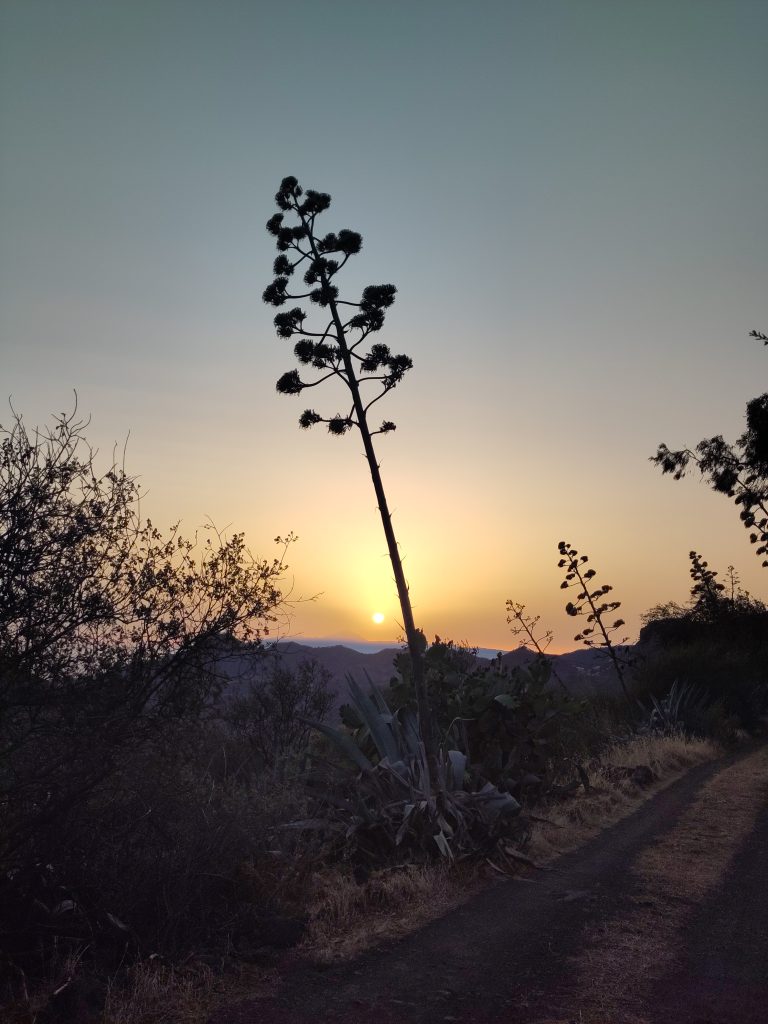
[[2, 1, 767, 652]]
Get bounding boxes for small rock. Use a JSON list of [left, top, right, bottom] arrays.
[[37, 974, 106, 1024], [231, 908, 307, 951], [352, 864, 370, 885], [631, 765, 656, 787]]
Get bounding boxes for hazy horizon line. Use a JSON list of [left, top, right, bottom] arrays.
[[267, 635, 592, 658]]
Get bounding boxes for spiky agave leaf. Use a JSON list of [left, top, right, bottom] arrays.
[[302, 717, 374, 773], [446, 749, 467, 790], [345, 675, 401, 764]]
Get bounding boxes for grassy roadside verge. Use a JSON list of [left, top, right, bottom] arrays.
[[96, 733, 720, 1024], [536, 743, 768, 1023], [299, 732, 720, 964], [528, 732, 720, 865]]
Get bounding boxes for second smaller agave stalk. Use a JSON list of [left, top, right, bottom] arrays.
[[558, 541, 631, 701]]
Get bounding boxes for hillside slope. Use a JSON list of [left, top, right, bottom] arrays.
[[214, 640, 627, 712]]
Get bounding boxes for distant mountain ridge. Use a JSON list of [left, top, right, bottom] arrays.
[[216, 639, 629, 712]]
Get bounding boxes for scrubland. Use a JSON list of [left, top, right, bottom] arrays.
[[3, 405, 766, 1024]]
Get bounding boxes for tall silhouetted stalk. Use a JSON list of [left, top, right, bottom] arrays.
[[263, 176, 436, 774]]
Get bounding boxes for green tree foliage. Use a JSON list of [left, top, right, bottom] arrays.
[[653, 329, 768, 565], [385, 638, 578, 801], [263, 176, 435, 768], [558, 541, 630, 700]]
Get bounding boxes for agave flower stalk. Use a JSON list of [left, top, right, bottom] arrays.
[[557, 541, 631, 701], [263, 176, 436, 773]]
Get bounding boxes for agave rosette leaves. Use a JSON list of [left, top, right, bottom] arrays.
[[298, 677, 523, 864]]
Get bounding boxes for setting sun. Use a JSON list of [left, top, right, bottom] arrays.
[[371, 612, 385, 625]]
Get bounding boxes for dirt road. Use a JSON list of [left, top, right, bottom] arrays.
[[211, 745, 768, 1024]]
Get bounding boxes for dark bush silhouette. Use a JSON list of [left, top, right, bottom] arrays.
[[225, 658, 333, 771], [384, 637, 580, 801], [0, 403, 287, 969], [637, 553, 768, 731]]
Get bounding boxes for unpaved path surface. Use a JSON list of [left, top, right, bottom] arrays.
[[211, 745, 768, 1024]]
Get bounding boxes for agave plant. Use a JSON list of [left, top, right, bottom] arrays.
[[640, 679, 708, 736], [294, 676, 525, 867]]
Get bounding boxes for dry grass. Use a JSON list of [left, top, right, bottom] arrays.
[[541, 743, 768, 1024], [104, 963, 218, 1024], [301, 860, 483, 962], [301, 734, 720, 966], [97, 865, 481, 1021], [604, 730, 719, 772], [528, 732, 719, 866], [26, 734, 723, 1024], [1, 949, 87, 1024], [99, 864, 481, 1020], [103, 960, 282, 1024]]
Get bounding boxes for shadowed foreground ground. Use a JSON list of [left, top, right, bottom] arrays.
[[209, 745, 768, 1024]]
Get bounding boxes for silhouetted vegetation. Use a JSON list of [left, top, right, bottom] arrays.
[[636, 552, 768, 734], [225, 658, 332, 772], [300, 676, 527, 868], [647, 332, 768, 732], [505, 602, 570, 694], [653, 329, 768, 565], [383, 638, 580, 802], [4, 223, 765, 1019], [557, 541, 630, 700], [0, 404, 296, 1008], [263, 175, 436, 770]]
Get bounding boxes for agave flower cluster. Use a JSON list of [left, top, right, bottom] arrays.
[[263, 176, 412, 437]]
